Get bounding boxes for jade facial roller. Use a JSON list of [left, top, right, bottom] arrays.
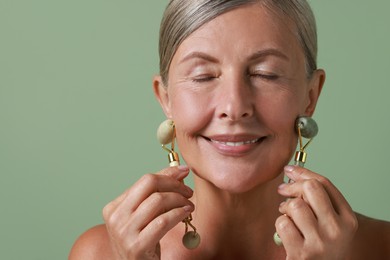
[[157, 119, 201, 249], [273, 116, 319, 246], [293, 116, 318, 167]]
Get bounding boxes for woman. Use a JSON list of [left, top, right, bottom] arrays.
[[70, 0, 390, 259]]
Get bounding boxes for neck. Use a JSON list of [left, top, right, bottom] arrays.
[[188, 173, 286, 259]]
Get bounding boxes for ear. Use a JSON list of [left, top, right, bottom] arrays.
[[304, 69, 326, 117], [153, 75, 172, 118]]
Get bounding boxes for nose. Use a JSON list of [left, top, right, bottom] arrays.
[[216, 77, 254, 122]]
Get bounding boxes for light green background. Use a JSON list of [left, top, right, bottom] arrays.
[[1, 1, 389, 259]]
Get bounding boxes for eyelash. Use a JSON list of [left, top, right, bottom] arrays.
[[190, 73, 279, 83], [191, 75, 216, 83], [249, 72, 279, 81]]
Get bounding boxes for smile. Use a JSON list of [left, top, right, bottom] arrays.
[[202, 135, 265, 156], [209, 138, 260, 146]]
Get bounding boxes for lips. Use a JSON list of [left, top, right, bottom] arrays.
[[202, 135, 265, 156], [209, 138, 260, 147]]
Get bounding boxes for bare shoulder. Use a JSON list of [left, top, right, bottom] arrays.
[[348, 213, 390, 260], [69, 224, 113, 260]]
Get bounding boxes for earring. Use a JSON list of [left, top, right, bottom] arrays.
[[157, 119, 180, 167], [274, 116, 319, 246], [157, 119, 201, 249], [293, 116, 318, 167]]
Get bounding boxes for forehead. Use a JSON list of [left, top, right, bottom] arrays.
[[172, 4, 303, 64]]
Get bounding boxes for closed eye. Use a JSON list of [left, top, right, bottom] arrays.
[[249, 72, 279, 81], [191, 75, 217, 83]]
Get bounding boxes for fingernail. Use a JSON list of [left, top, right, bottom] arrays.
[[279, 201, 286, 208], [284, 165, 295, 173], [185, 186, 193, 196], [178, 165, 189, 171], [183, 204, 194, 212], [278, 183, 287, 190]]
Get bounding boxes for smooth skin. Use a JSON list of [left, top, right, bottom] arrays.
[[69, 4, 390, 260]]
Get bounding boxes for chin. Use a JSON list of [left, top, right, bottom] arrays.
[[190, 158, 284, 194]]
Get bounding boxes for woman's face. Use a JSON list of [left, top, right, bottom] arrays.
[[155, 4, 324, 193]]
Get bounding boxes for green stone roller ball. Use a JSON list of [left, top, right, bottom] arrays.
[[157, 119, 175, 145], [182, 231, 201, 249], [273, 232, 283, 246], [296, 116, 318, 139]]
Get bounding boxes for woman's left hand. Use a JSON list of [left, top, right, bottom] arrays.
[[275, 165, 358, 260]]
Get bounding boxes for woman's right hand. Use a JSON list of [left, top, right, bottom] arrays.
[[102, 166, 194, 260]]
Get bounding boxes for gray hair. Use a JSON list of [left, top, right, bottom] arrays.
[[159, 0, 318, 85]]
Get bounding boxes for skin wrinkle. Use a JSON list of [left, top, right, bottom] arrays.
[[173, 27, 304, 98]]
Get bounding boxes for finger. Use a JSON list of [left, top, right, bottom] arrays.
[[137, 205, 193, 250], [121, 166, 191, 207], [103, 167, 192, 225], [126, 170, 192, 212], [120, 165, 189, 204], [157, 165, 190, 180], [278, 178, 337, 221], [279, 197, 320, 242], [275, 214, 303, 251], [283, 165, 353, 216], [131, 191, 194, 232], [115, 205, 193, 257]]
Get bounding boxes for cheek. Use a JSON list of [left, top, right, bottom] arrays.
[[258, 91, 302, 130], [170, 90, 213, 134], [256, 91, 305, 159]]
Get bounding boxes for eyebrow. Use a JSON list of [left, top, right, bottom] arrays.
[[249, 48, 289, 61], [178, 48, 289, 65], [179, 51, 219, 65]]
